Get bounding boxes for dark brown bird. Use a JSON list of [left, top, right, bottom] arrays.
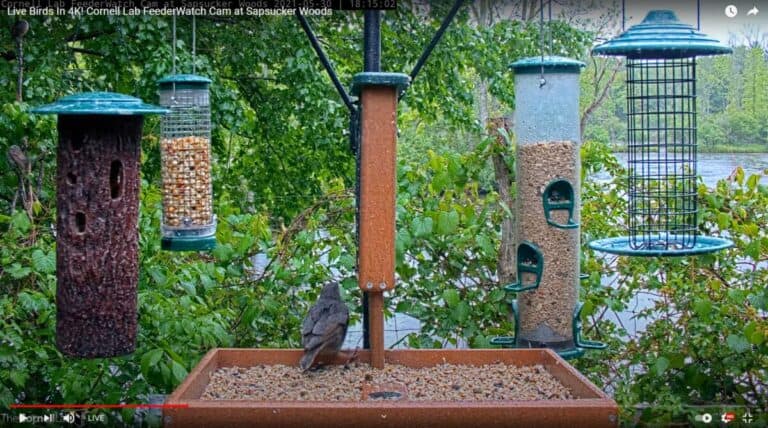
[[300, 282, 349, 372], [11, 20, 29, 41]]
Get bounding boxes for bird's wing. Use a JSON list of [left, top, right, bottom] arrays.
[[303, 301, 348, 351]]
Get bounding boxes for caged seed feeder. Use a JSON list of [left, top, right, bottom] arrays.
[[491, 56, 606, 359], [589, 10, 734, 256], [32, 92, 167, 357], [157, 74, 217, 251]]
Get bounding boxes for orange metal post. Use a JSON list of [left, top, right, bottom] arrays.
[[358, 85, 398, 369]]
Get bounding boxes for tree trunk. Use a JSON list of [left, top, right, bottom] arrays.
[[488, 117, 516, 285]]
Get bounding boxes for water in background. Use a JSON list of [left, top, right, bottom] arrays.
[[593, 152, 768, 187]]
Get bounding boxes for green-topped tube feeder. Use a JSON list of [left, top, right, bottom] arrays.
[[589, 10, 734, 256], [32, 92, 167, 357], [157, 74, 217, 251], [491, 56, 605, 359]]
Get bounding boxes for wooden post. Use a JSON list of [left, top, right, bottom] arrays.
[[353, 73, 409, 369]]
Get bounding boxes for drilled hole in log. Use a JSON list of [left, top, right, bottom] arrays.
[[66, 173, 77, 185], [75, 212, 86, 233], [110, 160, 123, 199], [71, 136, 84, 152]]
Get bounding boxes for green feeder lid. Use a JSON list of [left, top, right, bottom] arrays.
[[161, 235, 217, 252], [350, 72, 410, 97], [158, 74, 212, 90], [510, 56, 585, 74], [592, 10, 732, 59], [32, 92, 168, 115]]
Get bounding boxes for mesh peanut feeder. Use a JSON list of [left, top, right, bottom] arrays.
[[589, 10, 734, 256], [158, 74, 216, 251]]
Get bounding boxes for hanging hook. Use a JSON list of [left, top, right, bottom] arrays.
[[539, 0, 546, 87], [192, 14, 196, 75], [621, 0, 625, 32], [171, 13, 177, 102]]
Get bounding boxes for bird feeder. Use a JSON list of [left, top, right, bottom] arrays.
[[491, 57, 605, 358], [351, 71, 410, 369], [157, 74, 216, 251], [589, 10, 734, 256], [32, 92, 167, 357]]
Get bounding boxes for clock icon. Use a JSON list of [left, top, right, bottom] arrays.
[[725, 4, 738, 18]]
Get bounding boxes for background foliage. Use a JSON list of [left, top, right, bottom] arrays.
[[1, 3, 766, 426]]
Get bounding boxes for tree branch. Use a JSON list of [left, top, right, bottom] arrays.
[[580, 58, 622, 140], [69, 47, 105, 57]]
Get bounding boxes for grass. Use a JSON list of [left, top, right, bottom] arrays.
[[698, 144, 768, 153]]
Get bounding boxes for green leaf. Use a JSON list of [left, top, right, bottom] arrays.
[[716, 212, 731, 230], [9, 370, 28, 387], [8, 263, 31, 279], [442, 289, 460, 308], [31, 249, 55, 274], [693, 299, 712, 318], [11, 211, 30, 233], [451, 301, 470, 324], [726, 334, 750, 353], [171, 360, 188, 383], [412, 216, 433, 238], [744, 322, 764, 345], [746, 173, 759, 191], [141, 349, 164, 378], [734, 166, 744, 186], [436, 210, 460, 235], [654, 356, 670, 375]]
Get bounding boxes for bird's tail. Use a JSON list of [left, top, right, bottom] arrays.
[[300, 347, 322, 372]]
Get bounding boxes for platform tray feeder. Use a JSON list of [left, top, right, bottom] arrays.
[[163, 348, 618, 428], [588, 10, 734, 256], [32, 92, 167, 358]]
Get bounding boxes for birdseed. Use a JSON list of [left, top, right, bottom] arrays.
[[200, 363, 573, 401], [515, 141, 580, 346], [160, 136, 213, 227]]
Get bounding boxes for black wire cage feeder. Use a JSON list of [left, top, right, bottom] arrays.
[[589, 10, 734, 256]]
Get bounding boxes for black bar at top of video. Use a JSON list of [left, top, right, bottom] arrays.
[[3, 0, 397, 10]]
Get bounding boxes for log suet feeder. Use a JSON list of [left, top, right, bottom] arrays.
[[32, 92, 167, 358], [491, 56, 605, 359], [589, 10, 734, 256], [157, 74, 217, 251]]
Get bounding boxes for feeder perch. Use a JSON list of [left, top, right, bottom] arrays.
[[157, 74, 217, 251], [32, 92, 167, 357], [543, 179, 578, 229], [589, 10, 734, 256], [492, 300, 607, 360], [504, 241, 544, 292]]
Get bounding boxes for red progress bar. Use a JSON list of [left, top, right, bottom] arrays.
[[10, 404, 189, 409]]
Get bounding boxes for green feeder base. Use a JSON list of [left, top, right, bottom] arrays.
[[589, 235, 733, 257], [490, 301, 606, 360], [161, 235, 217, 252]]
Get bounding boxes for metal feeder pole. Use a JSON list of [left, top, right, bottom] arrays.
[[297, 3, 463, 367], [360, 8, 381, 354], [32, 93, 167, 358]]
